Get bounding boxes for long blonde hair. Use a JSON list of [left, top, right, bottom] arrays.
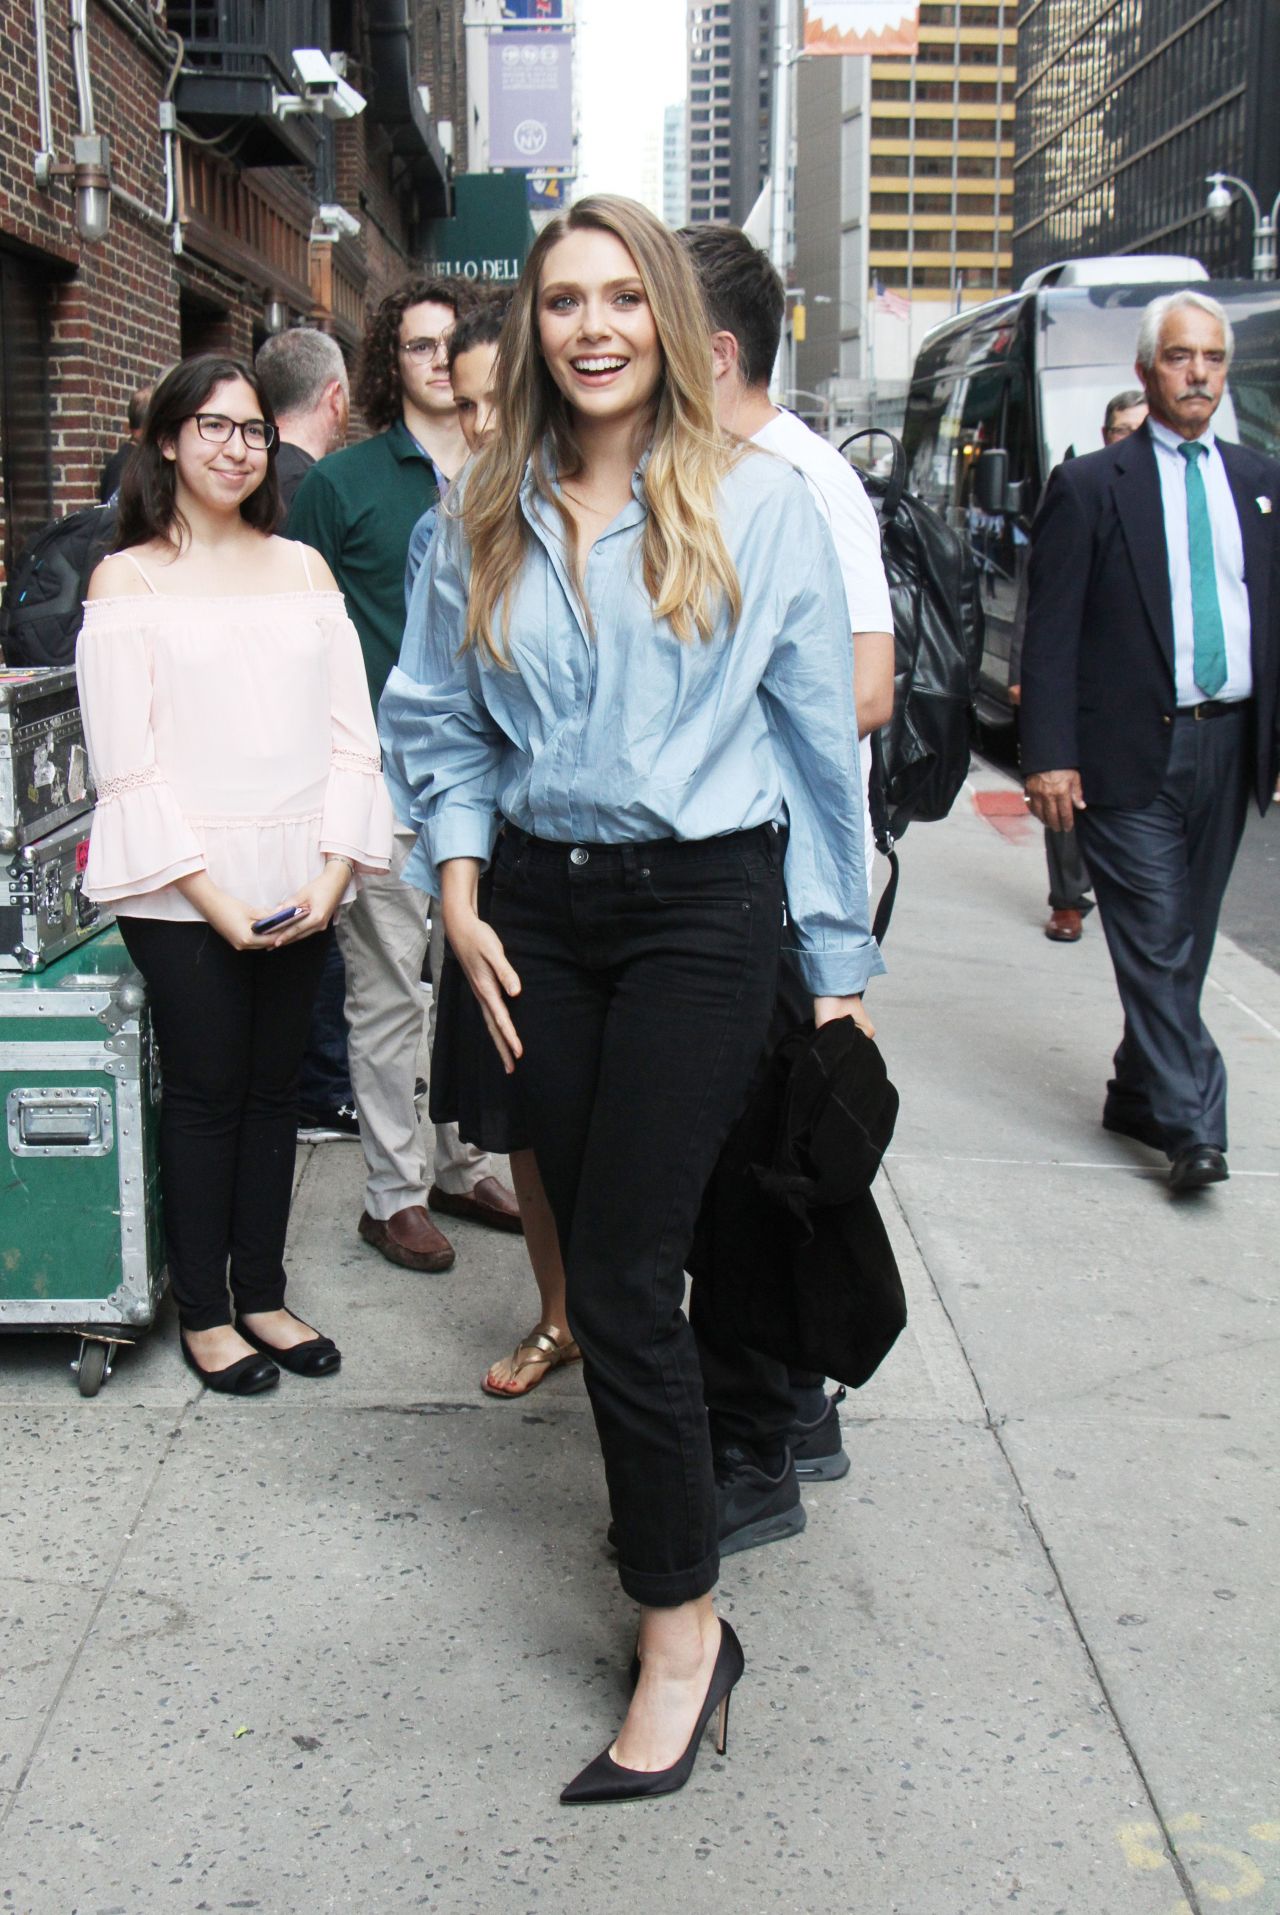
[[461, 195, 742, 665]]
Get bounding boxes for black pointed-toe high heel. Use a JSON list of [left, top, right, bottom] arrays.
[[561, 1619, 743, 1805], [234, 1317, 341, 1377]]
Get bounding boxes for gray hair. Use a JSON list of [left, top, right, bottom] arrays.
[[255, 328, 348, 418], [1135, 290, 1234, 371], [1104, 388, 1146, 430]]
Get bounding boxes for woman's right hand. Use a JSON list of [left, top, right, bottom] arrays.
[[440, 861, 523, 1072]]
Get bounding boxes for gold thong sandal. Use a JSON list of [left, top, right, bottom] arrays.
[[482, 1324, 582, 1400]]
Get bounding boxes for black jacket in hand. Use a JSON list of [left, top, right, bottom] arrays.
[[687, 1017, 906, 1391], [1020, 419, 1280, 814]]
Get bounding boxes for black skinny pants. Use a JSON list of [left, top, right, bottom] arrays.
[[491, 825, 783, 1608], [119, 917, 330, 1331]]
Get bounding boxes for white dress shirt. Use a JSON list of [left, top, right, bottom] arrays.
[[1148, 415, 1251, 705]]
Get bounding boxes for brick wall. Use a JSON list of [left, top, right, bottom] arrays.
[[0, 3, 458, 581]]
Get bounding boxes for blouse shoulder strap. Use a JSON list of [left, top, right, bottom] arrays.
[[298, 542, 315, 590], [116, 550, 159, 594]]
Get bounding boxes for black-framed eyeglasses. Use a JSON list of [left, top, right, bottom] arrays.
[[187, 412, 276, 450]]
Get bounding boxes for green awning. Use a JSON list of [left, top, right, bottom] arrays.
[[419, 173, 535, 286]]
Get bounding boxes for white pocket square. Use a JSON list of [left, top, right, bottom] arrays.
[[1258, 496, 1273, 514]]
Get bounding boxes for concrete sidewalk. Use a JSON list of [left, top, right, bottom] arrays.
[[2, 764, 1276, 1915]]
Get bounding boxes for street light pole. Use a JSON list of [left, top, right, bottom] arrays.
[[1205, 171, 1280, 280]]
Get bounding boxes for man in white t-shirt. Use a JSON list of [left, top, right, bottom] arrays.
[[683, 225, 895, 893], [681, 224, 896, 1553]]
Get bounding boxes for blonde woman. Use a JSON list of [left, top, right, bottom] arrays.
[[380, 198, 882, 1802]]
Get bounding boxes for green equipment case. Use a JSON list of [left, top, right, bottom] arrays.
[[0, 926, 165, 1394]]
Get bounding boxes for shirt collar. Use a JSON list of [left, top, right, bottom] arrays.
[[1148, 414, 1216, 457], [387, 418, 436, 466]]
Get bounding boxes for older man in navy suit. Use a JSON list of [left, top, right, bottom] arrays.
[[1021, 289, 1280, 1193]]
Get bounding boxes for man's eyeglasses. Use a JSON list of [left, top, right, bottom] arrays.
[[187, 413, 276, 450], [399, 335, 451, 362]]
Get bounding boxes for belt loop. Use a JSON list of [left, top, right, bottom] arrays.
[[620, 842, 638, 887]]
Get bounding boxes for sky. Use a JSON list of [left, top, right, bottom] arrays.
[[572, 0, 687, 208]]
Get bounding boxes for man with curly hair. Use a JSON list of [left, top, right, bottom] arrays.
[[288, 278, 520, 1272]]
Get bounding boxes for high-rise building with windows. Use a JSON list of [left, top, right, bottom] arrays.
[[793, 0, 1017, 414], [664, 102, 688, 228], [1013, 0, 1280, 282], [685, 2, 775, 227]]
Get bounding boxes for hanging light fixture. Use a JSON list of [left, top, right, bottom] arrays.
[[263, 296, 290, 334]]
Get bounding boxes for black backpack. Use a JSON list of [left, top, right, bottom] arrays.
[[840, 428, 983, 939], [0, 504, 118, 667]]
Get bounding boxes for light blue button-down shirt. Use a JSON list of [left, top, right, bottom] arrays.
[[1148, 415, 1251, 704], [379, 447, 884, 997]]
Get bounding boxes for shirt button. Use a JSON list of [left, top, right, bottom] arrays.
[[570, 846, 589, 866]]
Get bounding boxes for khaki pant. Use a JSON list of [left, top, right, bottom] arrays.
[[336, 829, 490, 1219]]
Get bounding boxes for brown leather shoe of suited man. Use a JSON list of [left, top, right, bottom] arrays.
[[1045, 908, 1084, 942], [358, 1205, 456, 1272]]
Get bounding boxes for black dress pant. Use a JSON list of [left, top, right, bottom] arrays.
[[490, 825, 783, 1607], [1077, 705, 1252, 1154], [119, 917, 330, 1331]]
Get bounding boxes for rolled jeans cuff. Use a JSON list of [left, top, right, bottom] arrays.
[[616, 1544, 720, 1609]]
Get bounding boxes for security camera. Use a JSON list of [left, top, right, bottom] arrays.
[[292, 48, 341, 95], [314, 202, 362, 241], [322, 76, 367, 122]]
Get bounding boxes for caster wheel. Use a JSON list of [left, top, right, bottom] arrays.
[[77, 1341, 109, 1397]]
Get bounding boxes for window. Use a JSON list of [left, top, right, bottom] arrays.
[[0, 249, 55, 574]]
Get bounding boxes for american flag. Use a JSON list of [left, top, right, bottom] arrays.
[[874, 278, 911, 321]]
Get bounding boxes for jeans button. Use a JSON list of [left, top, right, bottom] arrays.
[[570, 846, 589, 866]]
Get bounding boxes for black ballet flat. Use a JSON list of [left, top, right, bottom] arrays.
[[561, 1619, 744, 1805], [180, 1336, 279, 1396], [234, 1318, 341, 1377]]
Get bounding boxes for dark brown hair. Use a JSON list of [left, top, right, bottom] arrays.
[[115, 354, 281, 550], [447, 291, 512, 372], [678, 225, 784, 390], [354, 276, 474, 431]]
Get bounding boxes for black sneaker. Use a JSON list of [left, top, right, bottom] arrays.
[[714, 1444, 806, 1557], [786, 1385, 850, 1483], [297, 1102, 361, 1142]]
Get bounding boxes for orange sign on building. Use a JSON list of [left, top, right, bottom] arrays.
[[803, 3, 920, 57]]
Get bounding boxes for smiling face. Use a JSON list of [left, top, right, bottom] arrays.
[[398, 299, 459, 420], [451, 341, 501, 455], [537, 227, 662, 431], [1138, 305, 1228, 440], [162, 374, 270, 516]]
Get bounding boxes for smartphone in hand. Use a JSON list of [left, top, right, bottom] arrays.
[[251, 904, 307, 936]]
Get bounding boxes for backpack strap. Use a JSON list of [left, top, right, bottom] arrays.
[[868, 729, 900, 945], [117, 550, 158, 594]]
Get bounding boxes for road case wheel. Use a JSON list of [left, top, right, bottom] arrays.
[[76, 1340, 109, 1397]]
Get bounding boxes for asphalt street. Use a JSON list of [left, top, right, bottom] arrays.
[[1, 754, 1276, 1915]]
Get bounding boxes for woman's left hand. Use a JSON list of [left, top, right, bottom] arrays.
[[814, 993, 876, 1040], [265, 861, 352, 948]]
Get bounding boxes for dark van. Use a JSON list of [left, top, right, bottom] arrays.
[[898, 259, 1280, 739]]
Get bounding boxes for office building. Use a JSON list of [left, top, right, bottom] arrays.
[[664, 103, 688, 228], [1013, 0, 1280, 282], [793, 0, 1016, 416], [686, 2, 775, 227]]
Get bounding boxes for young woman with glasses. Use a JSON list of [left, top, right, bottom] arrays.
[[76, 353, 392, 1395], [380, 199, 882, 1802]]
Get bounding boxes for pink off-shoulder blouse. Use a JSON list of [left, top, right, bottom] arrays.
[[75, 582, 394, 922]]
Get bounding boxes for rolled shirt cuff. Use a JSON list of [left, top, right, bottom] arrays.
[[785, 935, 886, 998]]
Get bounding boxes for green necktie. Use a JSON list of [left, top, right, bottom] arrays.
[[1178, 441, 1227, 698]]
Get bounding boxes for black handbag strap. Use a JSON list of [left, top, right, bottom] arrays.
[[838, 427, 908, 523]]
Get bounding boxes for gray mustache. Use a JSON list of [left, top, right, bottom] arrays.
[[1180, 386, 1215, 399]]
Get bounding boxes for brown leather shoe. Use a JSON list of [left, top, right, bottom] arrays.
[[1045, 908, 1084, 943], [358, 1205, 456, 1272], [428, 1176, 525, 1236]]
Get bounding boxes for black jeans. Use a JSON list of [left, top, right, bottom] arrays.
[[491, 825, 783, 1607], [119, 917, 331, 1331]]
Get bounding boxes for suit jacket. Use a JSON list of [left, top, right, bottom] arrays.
[[1021, 419, 1280, 813], [687, 1018, 906, 1392]]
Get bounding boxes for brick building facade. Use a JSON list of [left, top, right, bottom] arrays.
[[0, 2, 462, 581]]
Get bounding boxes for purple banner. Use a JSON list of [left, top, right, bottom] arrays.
[[489, 30, 574, 170]]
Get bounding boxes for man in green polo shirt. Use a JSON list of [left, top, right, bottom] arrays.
[[288, 277, 520, 1272]]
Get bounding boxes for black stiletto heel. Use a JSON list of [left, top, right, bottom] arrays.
[[561, 1619, 743, 1805]]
